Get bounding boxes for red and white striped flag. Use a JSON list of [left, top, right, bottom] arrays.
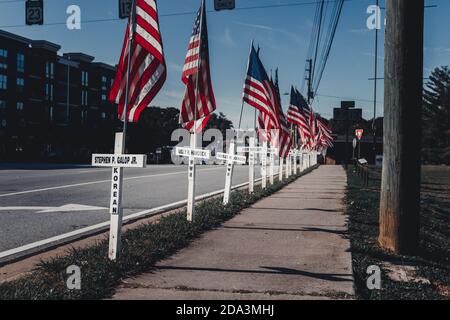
[[109, 0, 166, 123], [183, 114, 212, 134], [317, 117, 334, 148], [179, 0, 216, 129]]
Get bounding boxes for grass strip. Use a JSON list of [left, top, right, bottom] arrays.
[[346, 166, 450, 300], [0, 165, 318, 300]]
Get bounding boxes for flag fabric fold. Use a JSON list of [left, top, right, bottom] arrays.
[[109, 0, 166, 123], [179, 0, 216, 130]]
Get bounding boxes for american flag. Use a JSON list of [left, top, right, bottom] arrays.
[[242, 46, 278, 128], [317, 116, 334, 148], [287, 87, 311, 147], [288, 88, 312, 149], [183, 114, 212, 134], [179, 0, 215, 132], [109, 0, 166, 123], [257, 111, 273, 142], [268, 78, 292, 159]]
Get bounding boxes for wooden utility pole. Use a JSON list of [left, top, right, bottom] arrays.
[[379, 0, 424, 254]]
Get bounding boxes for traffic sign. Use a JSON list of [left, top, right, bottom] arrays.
[[26, 0, 44, 26], [355, 129, 364, 140], [119, 0, 132, 19], [214, 0, 235, 11]]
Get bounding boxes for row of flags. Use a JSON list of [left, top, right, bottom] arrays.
[[109, 0, 333, 155], [287, 87, 334, 151]]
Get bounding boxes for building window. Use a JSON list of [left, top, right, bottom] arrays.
[[102, 76, 107, 83], [0, 75, 7, 89], [17, 53, 25, 73], [81, 71, 89, 86], [16, 102, 24, 111], [1, 119, 6, 128], [101, 112, 106, 119], [81, 110, 88, 123], [45, 84, 53, 101], [101, 94, 107, 102], [0, 100, 6, 109], [82, 90, 88, 106], [45, 62, 54, 79], [0, 49, 7, 58], [17, 77, 25, 93], [0, 63, 7, 70], [49, 106, 54, 122]]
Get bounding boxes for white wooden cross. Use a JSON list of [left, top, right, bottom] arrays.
[[279, 156, 284, 182], [91, 132, 147, 261], [268, 147, 278, 185], [237, 142, 270, 191], [176, 134, 210, 222], [216, 140, 246, 205], [285, 153, 290, 179], [292, 149, 298, 175]]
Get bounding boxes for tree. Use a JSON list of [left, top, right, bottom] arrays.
[[422, 66, 450, 164]]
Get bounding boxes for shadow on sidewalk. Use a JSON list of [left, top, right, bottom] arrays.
[[154, 265, 353, 282], [222, 225, 347, 235]]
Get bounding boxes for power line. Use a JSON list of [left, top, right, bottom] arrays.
[[0, 0, 353, 29], [312, 0, 344, 96]]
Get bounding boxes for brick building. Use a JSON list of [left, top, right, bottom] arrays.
[[0, 29, 120, 162]]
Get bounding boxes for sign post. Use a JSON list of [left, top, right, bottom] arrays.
[[91, 133, 147, 260], [355, 129, 364, 159], [176, 135, 210, 221], [216, 140, 246, 205]]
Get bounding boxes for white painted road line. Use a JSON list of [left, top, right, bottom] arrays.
[[0, 166, 223, 198], [0, 177, 264, 261], [0, 204, 108, 213]]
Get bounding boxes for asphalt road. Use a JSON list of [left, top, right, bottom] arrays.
[[0, 164, 265, 255]]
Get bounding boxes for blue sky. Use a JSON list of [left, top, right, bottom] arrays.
[[0, 0, 448, 128]]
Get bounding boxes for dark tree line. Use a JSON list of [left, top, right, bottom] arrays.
[[127, 107, 233, 154], [422, 66, 450, 165]]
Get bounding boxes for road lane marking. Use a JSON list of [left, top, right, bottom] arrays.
[[0, 177, 264, 261], [0, 167, 223, 198], [0, 204, 107, 213]]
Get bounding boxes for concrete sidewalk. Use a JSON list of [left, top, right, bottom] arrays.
[[113, 166, 354, 300]]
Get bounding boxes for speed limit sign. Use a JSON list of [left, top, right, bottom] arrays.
[[26, 0, 44, 26]]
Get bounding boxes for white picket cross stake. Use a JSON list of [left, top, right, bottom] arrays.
[[285, 154, 290, 179], [91, 133, 147, 261], [268, 147, 278, 185], [292, 150, 298, 175], [238, 142, 269, 192], [248, 137, 256, 193], [261, 143, 268, 189], [176, 134, 210, 222], [216, 140, 246, 205], [279, 157, 284, 181]]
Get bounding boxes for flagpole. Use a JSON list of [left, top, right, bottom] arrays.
[[238, 40, 254, 130], [121, 0, 136, 154], [186, 0, 205, 221]]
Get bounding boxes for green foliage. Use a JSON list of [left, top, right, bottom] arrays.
[[0, 166, 317, 300], [422, 66, 450, 164], [127, 107, 235, 154]]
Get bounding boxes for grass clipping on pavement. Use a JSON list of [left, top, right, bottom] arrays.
[[0, 165, 318, 300]]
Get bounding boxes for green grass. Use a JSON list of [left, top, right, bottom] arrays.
[[0, 166, 318, 300], [346, 166, 450, 300]]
